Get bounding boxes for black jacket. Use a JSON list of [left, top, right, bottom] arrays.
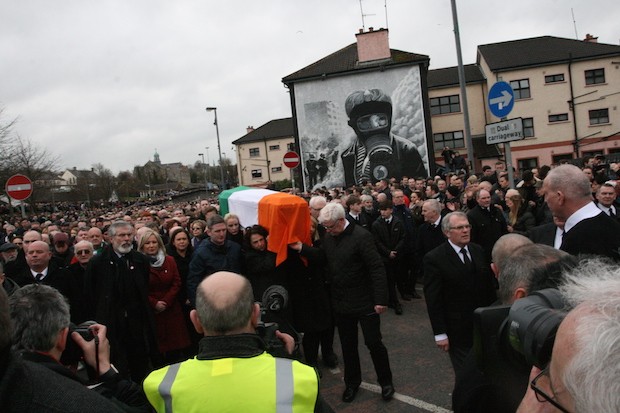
[[316, 222, 387, 315], [561, 211, 620, 260], [467, 205, 508, 261], [371, 217, 406, 263]]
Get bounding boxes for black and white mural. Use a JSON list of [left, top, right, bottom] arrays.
[[293, 65, 431, 190]]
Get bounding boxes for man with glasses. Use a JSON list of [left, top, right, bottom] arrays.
[[67, 240, 94, 323], [316, 202, 395, 403], [517, 260, 620, 413], [423, 211, 496, 379]]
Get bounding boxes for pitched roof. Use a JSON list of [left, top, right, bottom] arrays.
[[232, 117, 294, 145], [282, 43, 429, 84], [427, 64, 486, 89], [478, 36, 620, 72]]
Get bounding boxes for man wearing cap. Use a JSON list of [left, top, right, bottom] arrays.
[[341, 88, 427, 187]]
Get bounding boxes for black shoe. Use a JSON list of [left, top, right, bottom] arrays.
[[401, 294, 413, 301], [394, 303, 403, 315], [342, 386, 359, 403], [381, 384, 395, 401], [323, 353, 338, 368], [412, 292, 422, 299]]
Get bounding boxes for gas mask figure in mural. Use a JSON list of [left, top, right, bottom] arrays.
[[341, 89, 427, 187]]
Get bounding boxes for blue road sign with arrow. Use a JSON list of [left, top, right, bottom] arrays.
[[488, 81, 515, 118]]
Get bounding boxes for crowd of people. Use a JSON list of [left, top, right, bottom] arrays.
[[1, 156, 619, 412]]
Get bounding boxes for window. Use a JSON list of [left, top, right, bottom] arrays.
[[549, 113, 569, 123], [251, 169, 262, 178], [585, 68, 605, 85], [552, 154, 573, 164], [268, 145, 280, 151], [249, 148, 260, 157], [518, 158, 538, 172], [589, 109, 609, 125], [545, 74, 564, 83], [430, 95, 461, 115], [271, 166, 282, 173], [523, 117, 535, 137], [433, 130, 464, 151], [510, 79, 530, 99], [287, 143, 296, 151]]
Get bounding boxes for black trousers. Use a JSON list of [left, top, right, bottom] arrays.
[[336, 312, 393, 388]]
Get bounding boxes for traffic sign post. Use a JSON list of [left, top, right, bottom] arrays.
[[487, 82, 517, 188], [283, 151, 300, 191], [5, 174, 33, 218]]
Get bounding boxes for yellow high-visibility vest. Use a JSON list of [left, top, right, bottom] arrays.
[[143, 352, 319, 413]]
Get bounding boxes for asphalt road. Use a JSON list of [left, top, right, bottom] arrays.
[[317, 287, 455, 413]]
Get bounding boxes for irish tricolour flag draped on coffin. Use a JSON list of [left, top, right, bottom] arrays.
[[219, 187, 311, 266]]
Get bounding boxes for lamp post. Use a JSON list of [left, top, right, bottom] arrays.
[[205, 146, 211, 183], [206, 107, 225, 190], [198, 153, 208, 193]]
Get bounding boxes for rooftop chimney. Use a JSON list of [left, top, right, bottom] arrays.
[[584, 33, 598, 43], [246, 126, 255, 134], [356, 27, 390, 63]]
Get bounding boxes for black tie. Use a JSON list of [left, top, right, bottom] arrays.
[[356, 216, 360, 222], [35, 273, 44, 282], [460, 248, 471, 268], [609, 209, 616, 218]]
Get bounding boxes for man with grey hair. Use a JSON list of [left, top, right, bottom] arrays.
[[542, 163, 620, 259], [0, 288, 123, 412], [143, 272, 328, 413], [424, 211, 496, 377], [490, 233, 533, 281], [313, 202, 394, 402], [517, 259, 620, 412], [85, 220, 155, 382], [9, 284, 149, 411]]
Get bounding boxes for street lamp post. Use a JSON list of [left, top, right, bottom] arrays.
[[206, 107, 225, 190], [198, 153, 208, 193], [205, 146, 211, 183]]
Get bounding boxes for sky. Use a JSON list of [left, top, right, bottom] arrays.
[[1, 0, 618, 174]]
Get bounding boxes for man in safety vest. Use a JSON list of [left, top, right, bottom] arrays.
[[143, 271, 332, 413]]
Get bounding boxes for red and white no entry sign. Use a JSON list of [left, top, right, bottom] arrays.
[[283, 151, 300, 168], [5, 174, 33, 201]]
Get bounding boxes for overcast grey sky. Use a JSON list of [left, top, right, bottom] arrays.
[[1, 0, 618, 174]]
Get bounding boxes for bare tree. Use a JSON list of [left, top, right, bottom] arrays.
[[5, 135, 60, 182], [92, 163, 115, 201]]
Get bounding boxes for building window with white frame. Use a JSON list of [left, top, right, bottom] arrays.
[[510, 79, 530, 99], [251, 169, 262, 178], [249, 148, 260, 157], [271, 166, 282, 173], [589, 109, 609, 125], [268, 144, 280, 151], [544, 74, 564, 83], [518, 158, 538, 172]]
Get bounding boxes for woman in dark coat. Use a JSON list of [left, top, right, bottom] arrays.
[[504, 189, 536, 234], [140, 229, 190, 367], [224, 213, 244, 246]]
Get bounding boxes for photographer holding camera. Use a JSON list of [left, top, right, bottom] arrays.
[[143, 271, 332, 412], [516, 259, 620, 413], [9, 284, 151, 412]]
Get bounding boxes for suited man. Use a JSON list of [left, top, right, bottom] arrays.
[[543, 164, 620, 260], [12, 241, 72, 299], [391, 189, 416, 300], [467, 189, 508, 262], [595, 182, 618, 219], [345, 195, 370, 230], [414, 199, 445, 298], [371, 200, 405, 315], [423, 212, 497, 377], [526, 216, 565, 247]]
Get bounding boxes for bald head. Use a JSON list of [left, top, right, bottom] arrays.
[[192, 272, 257, 335], [491, 233, 533, 275], [25, 241, 52, 273], [23, 230, 42, 253], [543, 164, 592, 220]]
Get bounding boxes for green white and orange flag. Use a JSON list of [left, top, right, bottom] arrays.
[[219, 187, 311, 266]]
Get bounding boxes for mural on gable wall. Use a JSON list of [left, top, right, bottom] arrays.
[[293, 65, 432, 191]]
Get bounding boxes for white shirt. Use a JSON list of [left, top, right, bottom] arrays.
[[564, 202, 603, 233], [596, 203, 616, 217], [30, 267, 49, 281]]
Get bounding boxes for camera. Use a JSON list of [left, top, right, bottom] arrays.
[[257, 285, 300, 358], [61, 321, 97, 366], [471, 289, 567, 412]]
